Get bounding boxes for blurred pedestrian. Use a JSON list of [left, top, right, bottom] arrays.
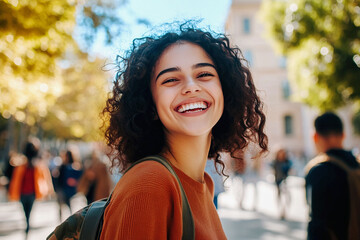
[[77, 149, 112, 204], [8, 137, 54, 235], [239, 155, 262, 211], [271, 148, 292, 219], [3, 151, 17, 191], [305, 112, 360, 239], [205, 159, 225, 209], [55, 146, 83, 220]]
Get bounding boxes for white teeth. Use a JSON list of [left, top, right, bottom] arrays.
[[177, 102, 208, 113]]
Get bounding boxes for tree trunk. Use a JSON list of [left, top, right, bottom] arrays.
[[3, 116, 15, 160]]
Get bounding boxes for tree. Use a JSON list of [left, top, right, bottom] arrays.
[[0, 0, 126, 123], [76, 0, 127, 48], [259, 0, 360, 111], [0, 0, 129, 152], [41, 47, 111, 141], [0, 0, 76, 124]]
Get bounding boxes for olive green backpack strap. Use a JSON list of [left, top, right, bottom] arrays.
[[79, 197, 111, 240], [125, 155, 195, 240], [53, 156, 195, 240], [79, 155, 194, 240]]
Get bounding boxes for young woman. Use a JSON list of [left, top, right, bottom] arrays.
[[8, 138, 54, 235], [100, 24, 268, 239]]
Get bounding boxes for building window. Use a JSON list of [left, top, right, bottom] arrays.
[[282, 80, 291, 100], [243, 18, 251, 34], [244, 50, 253, 66], [284, 115, 293, 136], [279, 56, 287, 68]]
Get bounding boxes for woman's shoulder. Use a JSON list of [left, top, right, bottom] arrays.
[[102, 161, 184, 239], [127, 160, 176, 178], [114, 160, 180, 196]]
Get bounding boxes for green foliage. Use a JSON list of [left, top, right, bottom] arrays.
[[353, 110, 360, 135], [41, 48, 110, 141], [0, 0, 76, 122], [77, 0, 127, 47], [260, 0, 360, 110], [0, 0, 125, 141]]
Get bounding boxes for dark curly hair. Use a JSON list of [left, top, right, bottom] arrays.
[[23, 137, 41, 167], [103, 23, 268, 174]]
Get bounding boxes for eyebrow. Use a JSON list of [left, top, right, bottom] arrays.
[[193, 63, 216, 70], [155, 62, 217, 81], [155, 67, 180, 81]]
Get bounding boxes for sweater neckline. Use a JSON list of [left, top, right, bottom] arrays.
[[171, 164, 211, 194]]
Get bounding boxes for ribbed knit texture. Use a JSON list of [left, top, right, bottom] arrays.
[[100, 161, 227, 240]]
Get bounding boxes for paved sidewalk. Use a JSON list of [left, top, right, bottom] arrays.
[[218, 176, 308, 239], [0, 176, 308, 240], [0, 201, 59, 240], [219, 209, 306, 240]]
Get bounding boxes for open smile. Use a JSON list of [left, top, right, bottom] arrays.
[[175, 101, 210, 113]]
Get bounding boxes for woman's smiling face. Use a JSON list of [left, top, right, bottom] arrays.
[[150, 41, 224, 138]]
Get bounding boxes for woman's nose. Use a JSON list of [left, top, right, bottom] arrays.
[[181, 77, 201, 95]]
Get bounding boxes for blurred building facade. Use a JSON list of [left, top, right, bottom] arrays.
[[225, 0, 360, 161]]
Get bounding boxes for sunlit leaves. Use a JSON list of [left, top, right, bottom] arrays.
[[75, 0, 126, 48], [288, 39, 342, 110], [41, 49, 111, 141], [0, 0, 125, 141], [0, 0, 76, 123], [260, 0, 360, 110]]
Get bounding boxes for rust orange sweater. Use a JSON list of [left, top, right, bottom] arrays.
[[100, 161, 227, 239]]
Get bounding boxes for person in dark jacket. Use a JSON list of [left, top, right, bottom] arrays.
[[272, 148, 292, 219], [55, 147, 83, 220], [305, 112, 360, 240]]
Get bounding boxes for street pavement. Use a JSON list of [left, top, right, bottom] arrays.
[[0, 176, 308, 240], [218, 176, 308, 240]]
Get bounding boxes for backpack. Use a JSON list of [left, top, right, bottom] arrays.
[[46, 155, 195, 240], [307, 153, 360, 240]]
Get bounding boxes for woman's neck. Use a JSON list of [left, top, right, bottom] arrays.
[[162, 133, 211, 183]]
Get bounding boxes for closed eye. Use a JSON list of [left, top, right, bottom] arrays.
[[198, 72, 214, 78], [161, 78, 178, 85]]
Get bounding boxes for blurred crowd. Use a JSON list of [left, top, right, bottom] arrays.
[[0, 136, 303, 236], [0, 137, 113, 237], [212, 146, 297, 220], [1, 134, 359, 238]]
